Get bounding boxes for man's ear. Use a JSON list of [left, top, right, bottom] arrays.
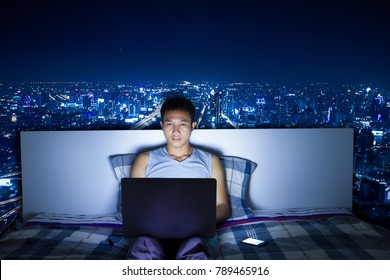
[[191, 121, 196, 130], [160, 121, 163, 129]]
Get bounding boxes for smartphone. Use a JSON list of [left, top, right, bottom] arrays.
[[240, 237, 267, 246]]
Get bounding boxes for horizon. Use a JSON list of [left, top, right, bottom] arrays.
[[1, 80, 389, 88]]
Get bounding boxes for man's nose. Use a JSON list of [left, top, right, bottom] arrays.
[[173, 124, 180, 132]]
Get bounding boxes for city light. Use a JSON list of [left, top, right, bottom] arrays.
[[1, 80, 390, 227], [0, 179, 12, 187]]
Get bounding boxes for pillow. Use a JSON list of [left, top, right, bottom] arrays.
[[219, 156, 257, 221], [109, 153, 137, 220]]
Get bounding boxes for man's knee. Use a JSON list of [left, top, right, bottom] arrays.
[[127, 236, 165, 260], [176, 237, 209, 260]]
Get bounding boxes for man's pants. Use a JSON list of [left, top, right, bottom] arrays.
[[127, 235, 219, 260]]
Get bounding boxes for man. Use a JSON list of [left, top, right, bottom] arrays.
[[129, 96, 230, 260]]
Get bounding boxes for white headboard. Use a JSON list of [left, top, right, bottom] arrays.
[[21, 128, 354, 221]]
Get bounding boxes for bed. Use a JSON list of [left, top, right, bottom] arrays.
[[1, 148, 390, 260], [1, 208, 390, 260]]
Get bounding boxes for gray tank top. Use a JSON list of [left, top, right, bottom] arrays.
[[145, 147, 212, 178]]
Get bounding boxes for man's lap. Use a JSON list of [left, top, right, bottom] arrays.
[[127, 235, 219, 260]]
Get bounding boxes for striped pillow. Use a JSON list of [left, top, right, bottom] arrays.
[[109, 153, 136, 220], [220, 156, 257, 221]]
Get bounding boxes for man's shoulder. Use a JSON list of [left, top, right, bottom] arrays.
[[135, 151, 150, 162], [131, 151, 151, 177], [194, 147, 222, 165]]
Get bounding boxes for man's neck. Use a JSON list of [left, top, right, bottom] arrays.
[[165, 145, 193, 162]]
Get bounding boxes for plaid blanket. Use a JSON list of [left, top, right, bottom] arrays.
[[217, 212, 390, 260], [1, 210, 390, 259], [0, 213, 130, 260]]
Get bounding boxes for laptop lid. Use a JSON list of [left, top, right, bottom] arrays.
[[121, 178, 217, 239]]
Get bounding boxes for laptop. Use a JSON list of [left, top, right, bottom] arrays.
[[121, 177, 217, 239]]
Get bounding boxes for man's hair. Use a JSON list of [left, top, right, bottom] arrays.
[[160, 96, 196, 121]]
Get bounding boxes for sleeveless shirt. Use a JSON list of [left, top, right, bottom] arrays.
[[145, 147, 212, 178]]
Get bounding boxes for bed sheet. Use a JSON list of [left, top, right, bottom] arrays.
[[217, 208, 390, 260], [0, 213, 130, 260], [2, 209, 390, 260]]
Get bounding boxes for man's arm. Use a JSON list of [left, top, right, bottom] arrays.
[[130, 152, 150, 178], [211, 155, 231, 223]]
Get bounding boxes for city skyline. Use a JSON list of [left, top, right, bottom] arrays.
[[1, 0, 390, 84], [1, 79, 390, 227]]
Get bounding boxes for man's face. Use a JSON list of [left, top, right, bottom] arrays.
[[160, 109, 196, 149]]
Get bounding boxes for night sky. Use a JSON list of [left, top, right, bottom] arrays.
[[1, 0, 389, 84]]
